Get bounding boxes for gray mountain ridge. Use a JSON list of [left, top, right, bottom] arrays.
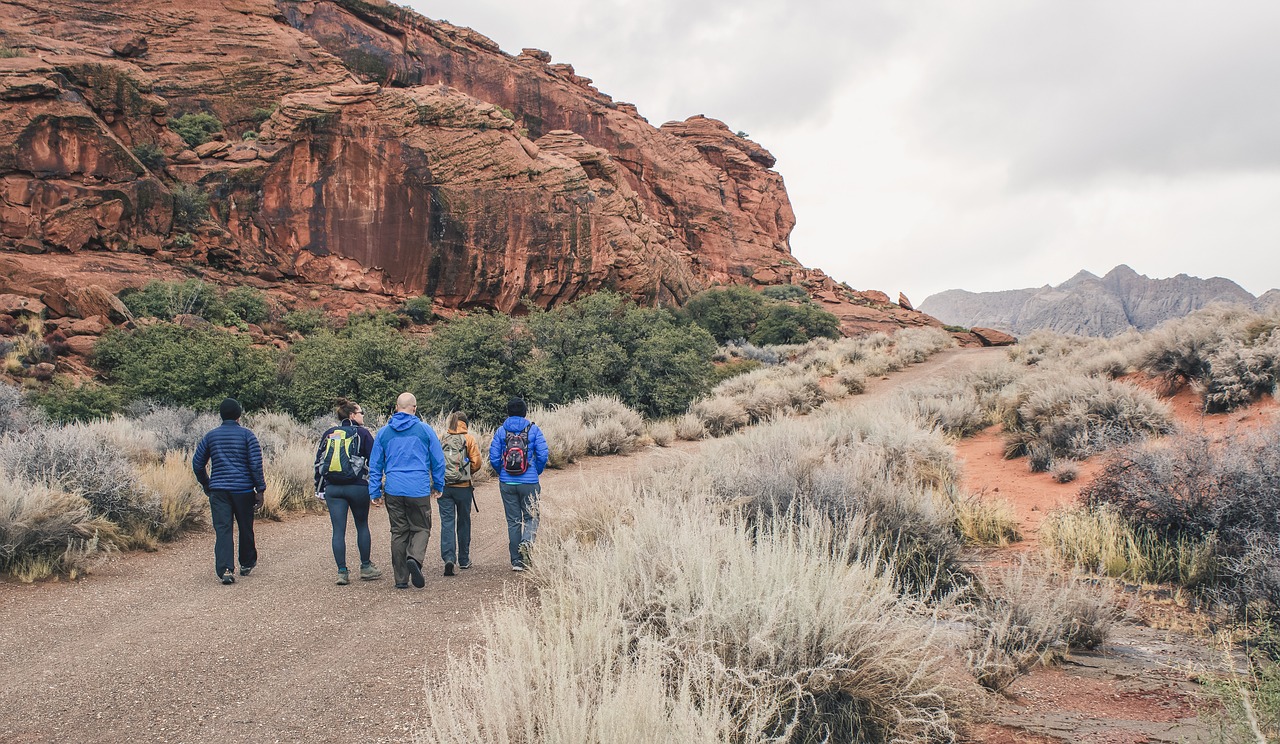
[[919, 265, 1280, 337]]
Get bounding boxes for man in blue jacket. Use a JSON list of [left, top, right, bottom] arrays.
[[368, 392, 445, 589], [488, 397, 548, 572], [192, 397, 267, 585]]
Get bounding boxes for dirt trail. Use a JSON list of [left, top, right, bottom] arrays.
[[0, 347, 1058, 743]]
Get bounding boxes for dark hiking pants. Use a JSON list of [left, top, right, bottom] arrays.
[[208, 490, 257, 577]]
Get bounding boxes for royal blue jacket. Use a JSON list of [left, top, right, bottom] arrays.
[[488, 416, 548, 485], [368, 412, 445, 499], [192, 420, 266, 494]]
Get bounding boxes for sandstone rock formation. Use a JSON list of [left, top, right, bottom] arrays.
[[920, 265, 1271, 337], [0, 0, 941, 336]]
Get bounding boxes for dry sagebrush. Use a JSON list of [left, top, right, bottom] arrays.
[[420, 499, 960, 744]]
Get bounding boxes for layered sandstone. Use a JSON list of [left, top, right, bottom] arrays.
[[0, 0, 939, 335]]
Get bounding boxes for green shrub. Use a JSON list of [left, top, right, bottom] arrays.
[[749, 302, 841, 346], [623, 319, 716, 418], [30, 379, 123, 424], [93, 323, 278, 411], [171, 183, 210, 229], [282, 321, 423, 420], [167, 112, 223, 147], [121, 279, 222, 321], [759, 284, 809, 301], [131, 143, 166, 171], [223, 286, 269, 325], [241, 130, 258, 140], [399, 295, 435, 324], [282, 308, 329, 335], [0, 47, 24, 58], [682, 286, 766, 343], [249, 106, 275, 123], [417, 312, 544, 423]]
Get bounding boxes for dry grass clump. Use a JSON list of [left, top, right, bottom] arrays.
[[646, 420, 675, 447], [138, 451, 208, 540], [0, 425, 162, 546], [1040, 506, 1217, 588], [0, 381, 44, 434], [0, 468, 119, 582], [689, 396, 749, 438], [260, 439, 320, 520], [532, 395, 645, 466], [998, 373, 1174, 471], [420, 499, 960, 743], [675, 412, 707, 441], [78, 417, 163, 465], [1050, 460, 1078, 484], [951, 491, 1021, 547], [243, 409, 313, 457], [124, 402, 219, 453], [965, 557, 1119, 692]]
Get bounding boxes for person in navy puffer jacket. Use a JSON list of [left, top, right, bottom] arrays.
[[192, 398, 266, 585], [368, 392, 445, 589], [488, 397, 548, 572]]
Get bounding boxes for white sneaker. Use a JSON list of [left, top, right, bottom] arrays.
[[511, 564, 526, 572]]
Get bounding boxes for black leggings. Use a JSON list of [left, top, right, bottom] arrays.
[[326, 483, 371, 570]]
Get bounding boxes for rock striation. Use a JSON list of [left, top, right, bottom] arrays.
[[920, 265, 1271, 337], [0, 0, 940, 336]]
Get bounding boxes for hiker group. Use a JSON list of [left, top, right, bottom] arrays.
[[191, 394, 548, 587]]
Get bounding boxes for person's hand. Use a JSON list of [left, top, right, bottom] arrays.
[[431, 490, 442, 500], [314, 490, 326, 501], [254, 490, 265, 509], [371, 497, 384, 508]]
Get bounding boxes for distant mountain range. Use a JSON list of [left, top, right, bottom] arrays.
[[919, 265, 1280, 337]]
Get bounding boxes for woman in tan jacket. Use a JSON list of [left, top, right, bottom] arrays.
[[438, 411, 484, 575]]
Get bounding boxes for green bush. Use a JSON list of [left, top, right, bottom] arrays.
[[30, 379, 123, 424], [249, 106, 275, 123], [760, 284, 809, 302], [749, 302, 841, 346], [93, 323, 278, 411], [223, 286, 269, 325], [241, 130, 258, 140], [622, 319, 716, 418], [121, 279, 222, 321], [282, 309, 329, 335], [167, 112, 223, 147], [171, 183, 210, 229], [399, 295, 435, 324], [683, 286, 766, 343], [130, 143, 166, 171], [416, 312, 545, 423], [709, 358, 763, 387], [282, 321, 424, 420]]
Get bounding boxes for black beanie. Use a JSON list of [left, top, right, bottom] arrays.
[[506, 397, 527, 417], [219, 397, 243, 421]]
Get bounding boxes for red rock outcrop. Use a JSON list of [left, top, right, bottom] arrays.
[[0, 0, 943, 335]]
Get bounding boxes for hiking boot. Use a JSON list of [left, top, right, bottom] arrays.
[[359, 563, 383, 581], [458, 561, 472, 570], [444, 561, 455, 577], [239, 565, 254, 577], [406, 557, 425, 588], [511, 564, 526, 573], [394, 582, 409, 589], [220, 570, 236, 585], [336, 569, 350, 585], [518, 541, 533, 567]]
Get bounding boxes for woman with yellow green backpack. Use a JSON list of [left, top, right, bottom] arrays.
[[314, 398, 383, 585]]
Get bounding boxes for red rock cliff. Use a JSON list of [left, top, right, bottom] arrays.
[[0, 0, 938, 334]]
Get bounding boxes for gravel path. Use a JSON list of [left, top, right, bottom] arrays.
[[0, 348, 1002, 743]]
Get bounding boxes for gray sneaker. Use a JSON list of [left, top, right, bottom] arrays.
[[360, 563, 383, 581], [336, 569, 350, 586]]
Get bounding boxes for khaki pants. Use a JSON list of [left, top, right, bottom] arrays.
[[384, 495, 433, 585]]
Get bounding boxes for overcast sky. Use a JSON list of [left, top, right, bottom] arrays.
[[405, 0, 1280, 302]]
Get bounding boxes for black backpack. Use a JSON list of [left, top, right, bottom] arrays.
[[501, 423, 534, 475]]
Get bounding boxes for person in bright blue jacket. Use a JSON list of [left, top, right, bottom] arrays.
[[368, 392, 445, 589], [488, 397, 549, 572], [192, 398, 266, 585]]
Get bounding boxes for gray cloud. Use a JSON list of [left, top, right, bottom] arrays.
[[909, 2, 1280, 185]]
